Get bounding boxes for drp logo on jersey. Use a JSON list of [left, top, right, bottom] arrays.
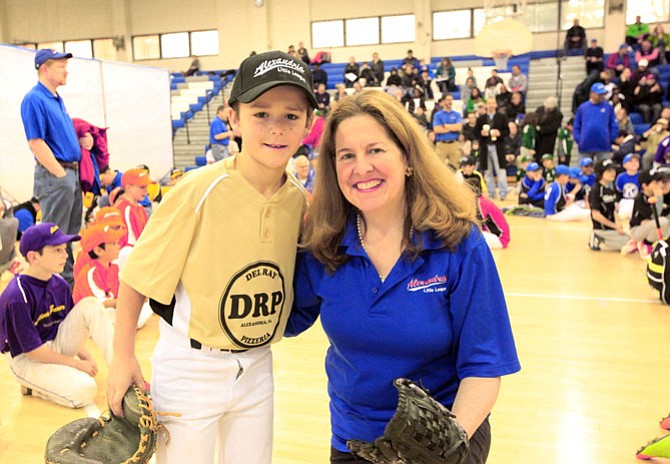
[[219, 262, 285, 349]]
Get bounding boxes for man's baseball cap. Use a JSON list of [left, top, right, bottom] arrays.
[[590, 83, 607, 95], [555, 165, 570, 176], [526, 162, 540, 172], [541, 153, 554, 161], [569, 167, 582, 178], [623, 153, 640, 164], [121, 168, 150, 187], [594, 158, 619, 176], [229, 51, 318, 109], [460, 156, 476, 166], [639, 59, 649, 67], [20, 223, 80, 257], [94, 207, 126, 229], [34, 49, 72, 69], [80, 223, 125, 253], [580, 157, 594, 167]]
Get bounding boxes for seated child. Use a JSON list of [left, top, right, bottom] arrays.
[[626, 168, 670, 258], [73, 207, 126, 279], [541, 154, 556, 183], [566, 167, 585, 202], [516, 154, 533, 183], [116, 168, 150, 269], [73, 224, 153, 329], [615, 153, 640, 220], [457, 156, 486, 195], [478, 191, 511, 249], [0, 223, 114, 408], [589, 159, 630, 251], [546, 165, 592, 221], [117, 168, 150, 249], [518, 162, 546, 208], [612, 130, 636, 164]]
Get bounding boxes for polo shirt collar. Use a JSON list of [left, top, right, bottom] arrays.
[[36, 81, 59, 99]]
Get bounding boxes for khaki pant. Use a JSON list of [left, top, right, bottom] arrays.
[[8, 297, 114, 408], [436, 140, 460, 168]]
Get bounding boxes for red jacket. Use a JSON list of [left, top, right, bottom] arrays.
[[72, 118, 110, 193]]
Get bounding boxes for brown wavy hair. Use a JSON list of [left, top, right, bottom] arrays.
[[302, 90, 477, 272]]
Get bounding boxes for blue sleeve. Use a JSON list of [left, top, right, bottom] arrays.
[[453, 112, 463, 124], [573, 107, 582, 146], [286, 252, 322, 337], [615, 173, 624, 192], [433, 111, 446, 127], [450, 233, 521, 379], [14, 209, 34, 233], [544, 184, 559, 215], [20, 93, 47, 141], [528, 180, 545, 201]]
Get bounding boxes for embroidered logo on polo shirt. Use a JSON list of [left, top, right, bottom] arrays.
[[219, 261, 285, 349], [407, 275, 448, 293]]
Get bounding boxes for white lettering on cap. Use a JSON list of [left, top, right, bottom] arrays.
[[253, 58, 306, 78]]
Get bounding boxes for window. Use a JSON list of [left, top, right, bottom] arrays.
[[626, 0, 670, 24], [161, 32, 189, 59], [561, 0, 605, 30], [191, 30, 219, 56], [133, 35, 160, 60], [312, 20, 344, 48], [473, 6, 515, 35], [433, 10, 472, 40], [381, 14, 415, 44], [519, 2, 559, 33], [64, 40, 93, 59], [93, 38, 118, 61], [37, 41, 64, 52], [345, 17, 379, 46]]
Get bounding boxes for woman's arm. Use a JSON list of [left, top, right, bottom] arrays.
[[451, 376, 501, 438]]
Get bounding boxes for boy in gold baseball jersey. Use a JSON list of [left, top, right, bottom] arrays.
[[107, 51, 316, 463]]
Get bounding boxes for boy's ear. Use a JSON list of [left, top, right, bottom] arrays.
[[227, 106, 240, 132]]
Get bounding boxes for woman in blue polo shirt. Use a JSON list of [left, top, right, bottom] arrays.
[[287, 90, 520, 464]]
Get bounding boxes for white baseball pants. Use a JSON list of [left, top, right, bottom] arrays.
[[152, 320, 274, 464]]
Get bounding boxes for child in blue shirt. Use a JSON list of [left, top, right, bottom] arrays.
[[616, 153, 640, 220], [518, 162, 545, 208]]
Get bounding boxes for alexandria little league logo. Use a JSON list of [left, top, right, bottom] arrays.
[[219, 262, 285, 349]]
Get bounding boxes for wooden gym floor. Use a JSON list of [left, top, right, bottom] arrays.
[[1, 212, 669, 464]]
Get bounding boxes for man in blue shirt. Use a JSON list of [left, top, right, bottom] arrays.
[[573, 83, 618, 163], [20, 49, 82, 287], [209, 105, 233, 162], [433, 94, 463, 170]]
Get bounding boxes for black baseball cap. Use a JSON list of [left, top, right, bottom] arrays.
[[594, 158, 619, 176], [228, 51, 317, 108], [460, 156, 476, 166]]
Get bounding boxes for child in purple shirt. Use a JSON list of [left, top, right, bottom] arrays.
[[0, 223, 114, 408]]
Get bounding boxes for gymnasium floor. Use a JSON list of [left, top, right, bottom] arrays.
[[1, 209, 670, 464]]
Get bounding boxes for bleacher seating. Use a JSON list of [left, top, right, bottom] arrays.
[[170, 72, 234, 135]]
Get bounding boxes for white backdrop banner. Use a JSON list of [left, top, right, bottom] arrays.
[[0, 44, 172, 201]]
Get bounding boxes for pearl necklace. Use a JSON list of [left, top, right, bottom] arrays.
[[356, 214, 414, 282]]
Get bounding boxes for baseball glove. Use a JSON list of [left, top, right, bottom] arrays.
[[45, 384, 162, 464], [347, 378, 469, 464]]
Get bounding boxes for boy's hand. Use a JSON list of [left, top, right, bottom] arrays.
[[107, 354, 145, 417], [75, 359, 98, 377]]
